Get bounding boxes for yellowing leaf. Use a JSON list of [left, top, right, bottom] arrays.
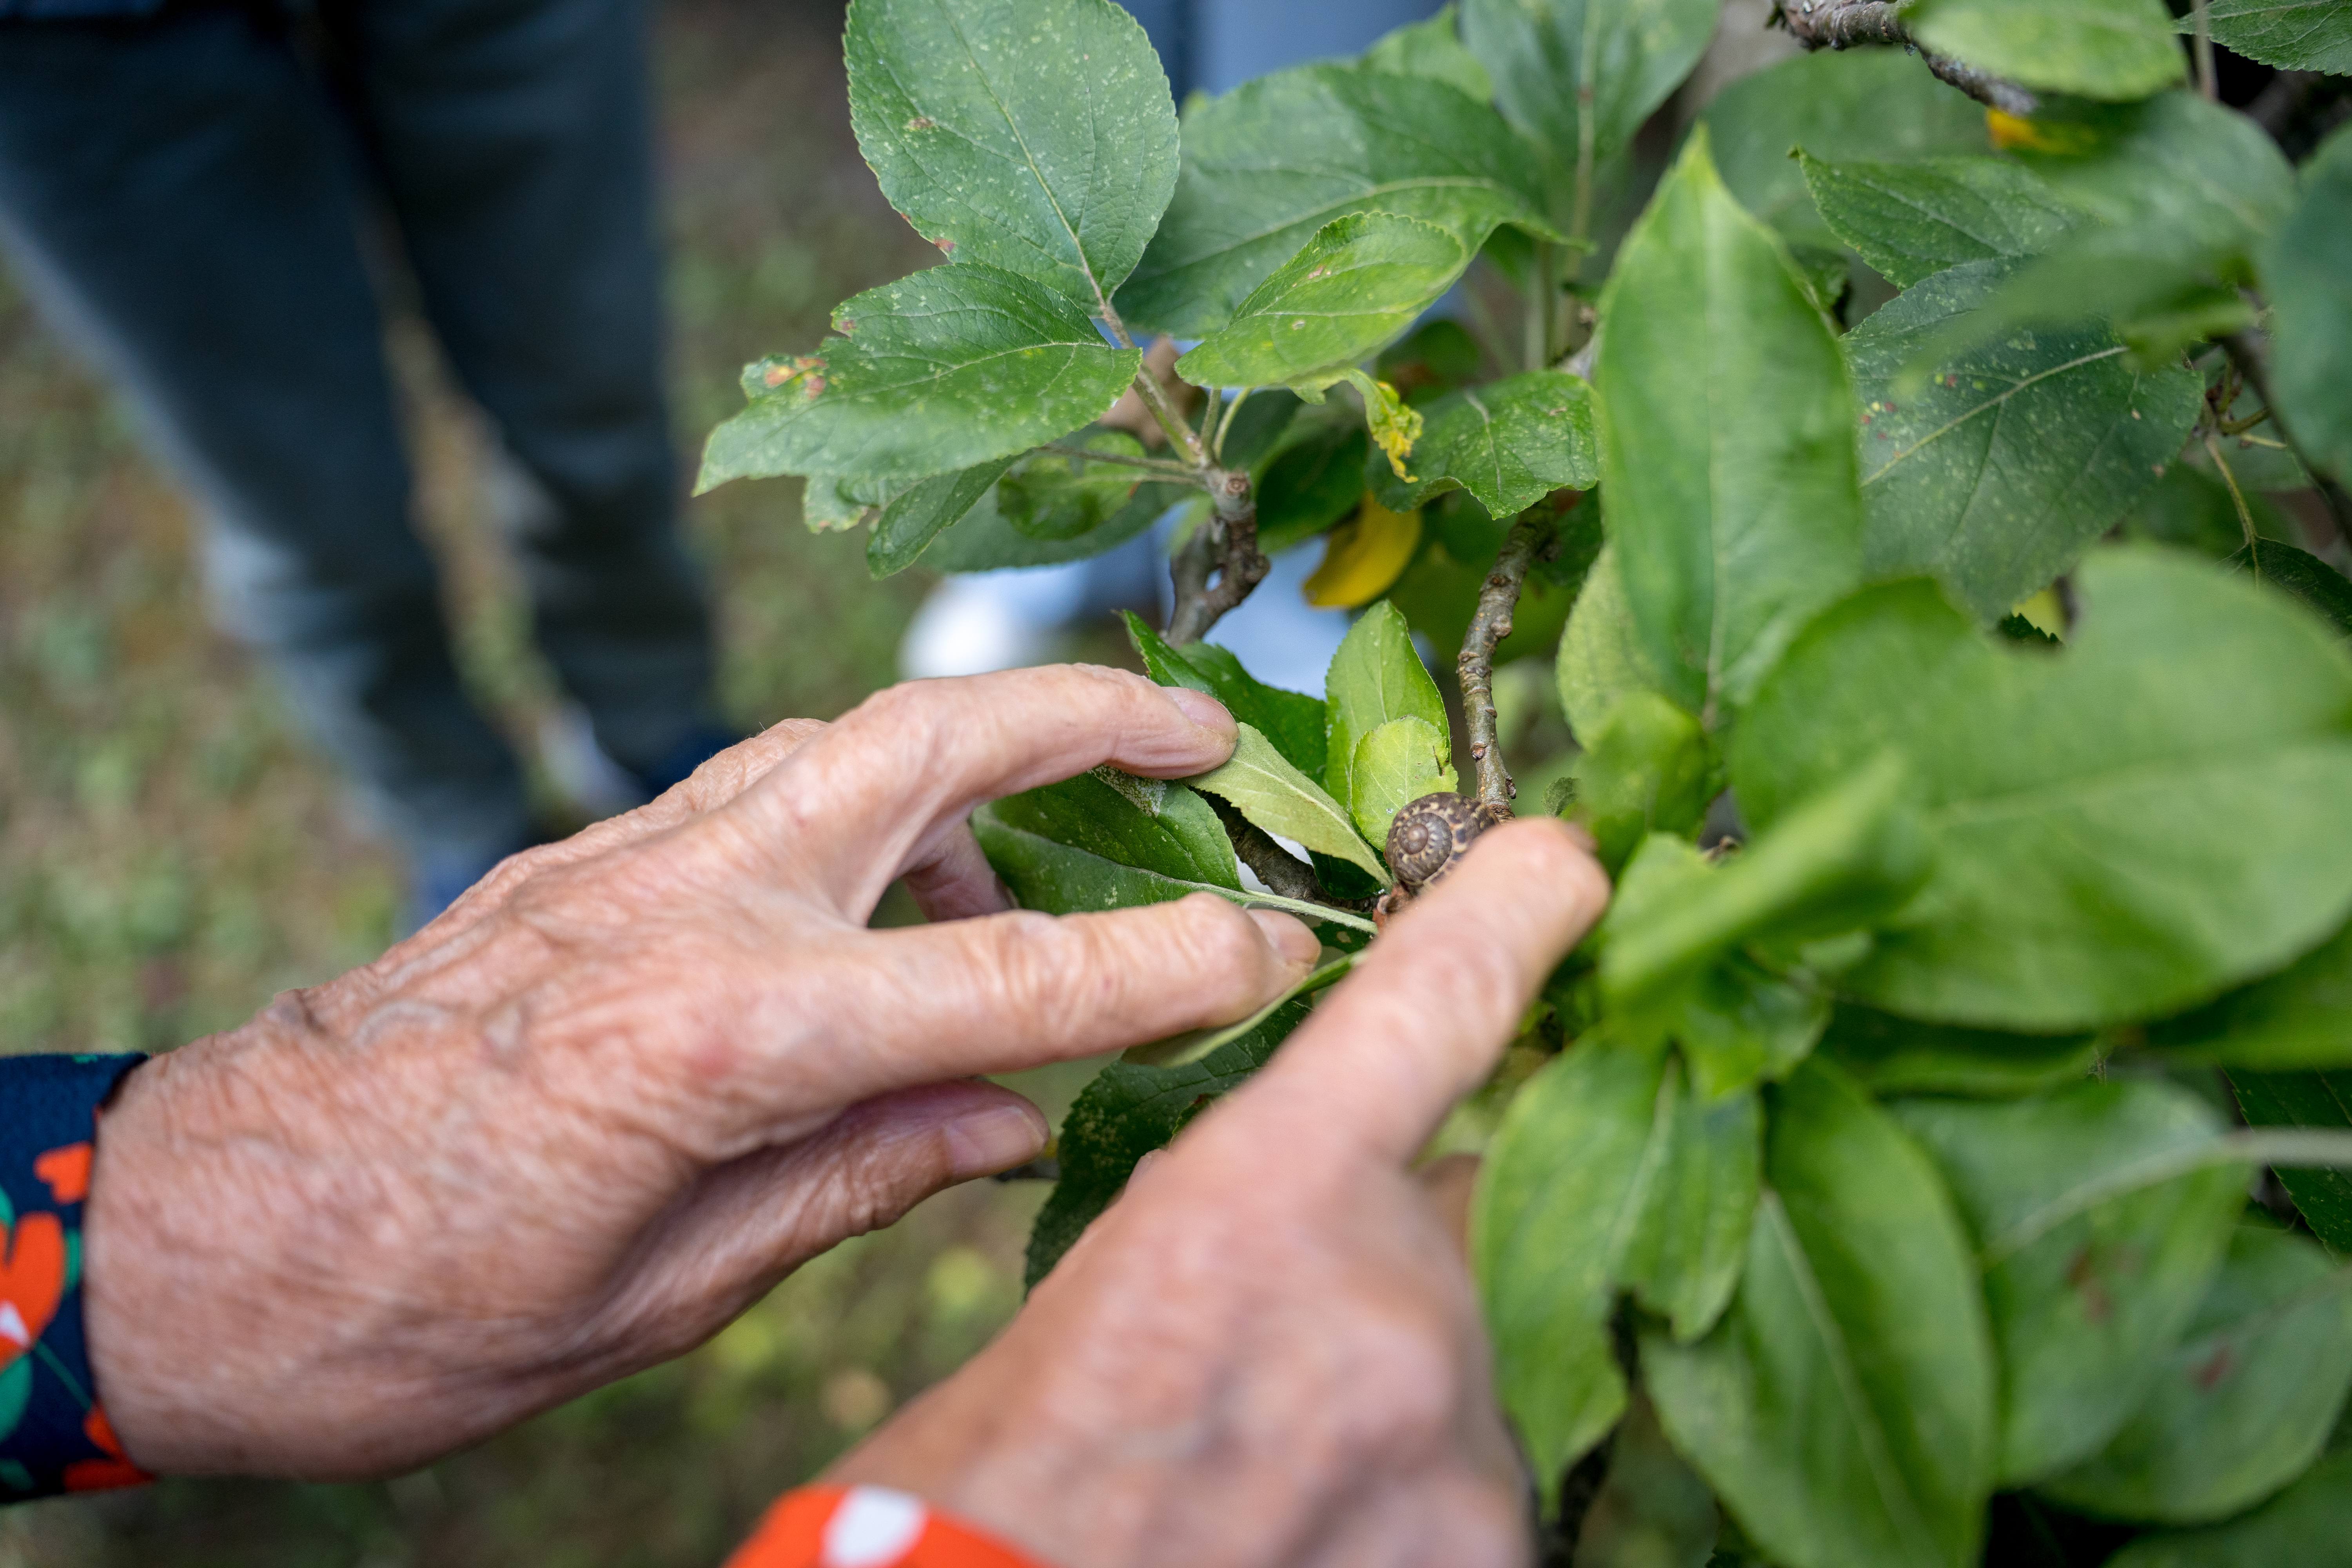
[[1344, 368, 1425, 480], [1986, 109, 2099, 154], [1304, 498, 1423, 609]]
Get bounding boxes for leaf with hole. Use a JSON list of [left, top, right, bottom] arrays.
[[699, 265, 1139, 490]]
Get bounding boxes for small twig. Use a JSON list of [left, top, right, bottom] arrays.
[[2192, 0, 2217, 102], [1133, 367, 1210, 468], [1459, 503, 1564, 813], [1038, 443, 1204, 480], [1773, 0, 2039, 117], [1167, 468, 1269, 644], [1202, 795, 1345, 906], [2222, 328, 2352, 541], [2204, 429, 2262, 569]]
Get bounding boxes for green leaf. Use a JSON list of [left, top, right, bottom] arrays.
[[1622, 1065, 1763, 1344], [1846, 258, 2203, 622], [2192, 0, 2352, 72], [1894, 1080, 2247, 1484], [2043, 1225, 2352, 1524], [1122, 612, 1328, 781], [1643, 1059, 1996, 1568], [1174, 213, 1469, 392], [1115, 64, 1554, 338], [1368, 371, 1597, 517], [1557, 541, 1667, 744], [1472, 1031, 1672, 1493], [917, 476, 1180, 572], [1184, 724, 1388, 885], [1601, 752, 1928, 1013], [866, 457, 1017, 577], [2149, 920, 2352, 1073], [2121, 464, 2301, 561], [987, 770, 1239, 890], [1024, 999, 1307, 1289], [1818, 1005, 2100, 1098], [802, 472, 875, 533], [2229, 539, 2352, 642], [1568, 688, 1711, 873], [997, 432, 1146, 541], [1596, 129, 1864, 725], [844, 0, 1179, 311], [1347, 717, 1456, 848], [1699, 50, 1988, 249], [2265, 123, 2352, 487], [2228, 1070, 2352, 1254], [1254, 420, 1369, 556], [1732, 551, 2352, 1031], [699, 265, 1140, 490], [1461, 0, 1716, 175], [1569, 1393, 1723, 1568], [1675, 955, 1835, 1106], [1324, 600, 1450, 819], [1797, 152, 2080, 289], [972, 807, 1374, 931], [1359, 3, 1494, 103], [1909, 0, 2186, 100], [1125, 952, 1352, 1069], [2107, 1448, 2352, 1568]]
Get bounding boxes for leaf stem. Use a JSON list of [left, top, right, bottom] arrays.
[[1038, 443, 1204, 481], [2203, 429, 2262, 570], [1133, 367, 1211, 468], [1459, 501, 1566, 813], [1212, 385, 1252, 462], [2222, 328, 2352, 541], [2192, 0, 2217, 101]]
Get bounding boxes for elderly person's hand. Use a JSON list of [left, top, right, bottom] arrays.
[[82, 667, 1326, 1480], [828, 817, 1611, 1568]]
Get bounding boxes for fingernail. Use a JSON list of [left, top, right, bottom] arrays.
[[943, 1102, 1049, 1180], [1248, 909, 1321, 969], [1163, 686, 1236, 736]]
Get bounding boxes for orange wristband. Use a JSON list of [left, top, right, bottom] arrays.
[[724, 1484, 1053, 1568]]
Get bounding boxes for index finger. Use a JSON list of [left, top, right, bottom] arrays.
[[717, 665, 1238, 916], [1211, 818, 1611, 1173]]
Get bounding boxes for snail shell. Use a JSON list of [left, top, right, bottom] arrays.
[[1386, 792, 1485, 891]]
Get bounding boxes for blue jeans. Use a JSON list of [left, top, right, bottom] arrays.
[[0, 0, 715, 867]]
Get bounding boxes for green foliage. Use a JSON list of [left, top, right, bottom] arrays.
[[1798, 152, 2079, 289], [1115, 63, 1553, 336], [2265, 123, 2352, 486], [1893, 1082, 2247, 1483], [1459, 0, 1719, 172], [2042, 1225, 2352, 1523], [1175, 212, 1468, 390], [1369, 370, 1598, 517], [2191, 0, 2352, 74], [1596, 131, 1864, 724], [2108, 1446, 2352, 1567], [1024, 1000, 1307, 1289], [698, 5, 2352, 1561], [1846, 258, 2202, 621], [698, 267, 1138, 490], [1909, 0, 2187, 101], [1734, 554, 2352, 1029], [1644, 1060, 1996, 1568]]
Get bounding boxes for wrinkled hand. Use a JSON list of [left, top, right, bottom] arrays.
[[834, 818, 1611, 1568], [84, 667, 1324, 1479]]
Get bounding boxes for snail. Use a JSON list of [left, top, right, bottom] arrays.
[[1378, 792, 1510, 922]]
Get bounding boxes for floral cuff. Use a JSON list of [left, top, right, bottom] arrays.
[[0, 1053, 149, 1502]]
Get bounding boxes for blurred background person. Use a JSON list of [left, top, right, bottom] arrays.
[[0, 0, 734, 927]]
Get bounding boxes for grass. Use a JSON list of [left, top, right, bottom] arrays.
[[0, 1, 1081, 1560]]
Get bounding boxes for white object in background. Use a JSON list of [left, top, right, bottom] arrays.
[[898, 563, 1095, 678], [1196, 544, 1352, 697], [537, 701, 648, 816]]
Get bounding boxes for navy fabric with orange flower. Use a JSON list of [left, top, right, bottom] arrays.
[[0, 1053, 148, 1501]]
